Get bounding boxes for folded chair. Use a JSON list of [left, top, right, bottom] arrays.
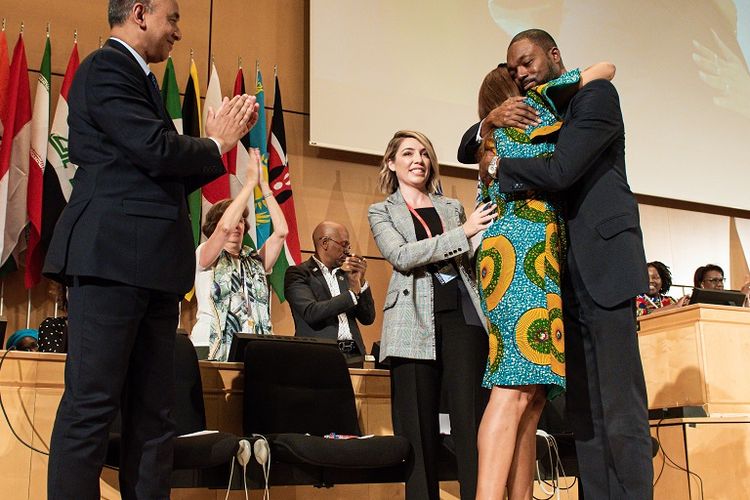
[[242, 339, 411, 488]]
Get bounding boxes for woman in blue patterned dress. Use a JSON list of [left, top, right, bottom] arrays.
[[474, 63, 615, 499], [191, 148, 288, 361]]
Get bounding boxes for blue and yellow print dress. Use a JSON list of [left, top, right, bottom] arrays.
[[477, 69, 580, 398]]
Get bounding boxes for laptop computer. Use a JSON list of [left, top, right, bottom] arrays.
[[227, 333, 338, 362], [690, 287, 747, 307]]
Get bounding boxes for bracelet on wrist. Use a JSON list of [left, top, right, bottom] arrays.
[[262, 191, 274, 199]]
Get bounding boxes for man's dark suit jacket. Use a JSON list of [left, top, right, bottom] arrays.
[[43, 40, 224, 295], [491, 80, 648, 306], [284, 257, 376, 356], [457, 123, 483, 164]]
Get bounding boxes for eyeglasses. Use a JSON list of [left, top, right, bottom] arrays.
[[325, 237, 350, 249], [703, 277, 726, 285], [324, 237, 352, 254]]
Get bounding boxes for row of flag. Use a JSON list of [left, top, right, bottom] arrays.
[[0, 30, 302, 302]]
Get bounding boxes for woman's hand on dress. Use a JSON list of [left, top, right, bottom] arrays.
[[463, 203, 497, 238]]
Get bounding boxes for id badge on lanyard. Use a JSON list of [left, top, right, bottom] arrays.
[[434, 261, 458, 285]]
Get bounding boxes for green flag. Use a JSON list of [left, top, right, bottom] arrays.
[[161, 56, 182, 133]]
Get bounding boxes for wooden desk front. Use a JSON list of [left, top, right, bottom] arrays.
[[0, 352, 409, 499], [638, 303, 750, 416]]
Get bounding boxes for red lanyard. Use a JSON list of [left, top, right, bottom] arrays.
[[405, 202, 443, 238]]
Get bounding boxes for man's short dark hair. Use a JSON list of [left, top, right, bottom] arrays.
[[509, 29, 558, 52], [108, 0, 154, 27]]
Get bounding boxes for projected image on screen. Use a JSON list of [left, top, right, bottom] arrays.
[[310, 0, 750, 210]]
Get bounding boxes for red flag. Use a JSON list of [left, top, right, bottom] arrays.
[[0, 34, 32, 270], [26, 36, 51, 288], [0, 29, 10, 142], [226, 67, 257, 247], [200, 63, 229, 214]]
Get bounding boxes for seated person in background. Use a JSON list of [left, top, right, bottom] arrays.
[[694, 264, 726, 290], [191, 149, 288, 361], [38, 281, 68, 353], [694, 263, 750, 305], [6, 329, 39, 352], [636, 261, 688, 316], [284, 221, 375, 367]]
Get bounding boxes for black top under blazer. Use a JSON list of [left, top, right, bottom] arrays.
[[43, 40, 225, 295]]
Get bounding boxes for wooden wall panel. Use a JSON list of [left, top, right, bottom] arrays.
[[210, 0, 306, 113], [3, 0, 750, 355], [1, 0, 212, 95], [0, 1, 108, 76]]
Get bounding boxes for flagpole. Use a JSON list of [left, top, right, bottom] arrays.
[[26, 289, 31, 329], [273, 65, 278, 104]]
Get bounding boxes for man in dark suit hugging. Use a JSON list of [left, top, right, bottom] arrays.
[[44, 1, 259, 498], [461, 29, 652, 500], [284, 221, 376, 367]]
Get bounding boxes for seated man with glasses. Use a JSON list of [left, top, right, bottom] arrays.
[[284, 221, 376, 367]]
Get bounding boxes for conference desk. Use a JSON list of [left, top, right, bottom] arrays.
[[0, 351, 420, 499], [638, 303, 750, 416], [638, 304, 750, 498], [5, 304, 747, 500]]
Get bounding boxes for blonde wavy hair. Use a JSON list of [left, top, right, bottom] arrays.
[[377, 130, 441, 195]]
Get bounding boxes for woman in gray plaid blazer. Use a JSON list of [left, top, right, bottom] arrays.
[[368, 130, 496, 500]]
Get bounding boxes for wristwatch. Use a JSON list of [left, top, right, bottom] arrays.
[[487, 155, 499, 178]]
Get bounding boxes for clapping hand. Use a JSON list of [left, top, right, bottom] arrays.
[[206, 94, 260, 154], [341, 254, 367, 295]]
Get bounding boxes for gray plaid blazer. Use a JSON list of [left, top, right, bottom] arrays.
[[368, 190, 485, 362]]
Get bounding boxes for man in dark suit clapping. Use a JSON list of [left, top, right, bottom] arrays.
[[463, 29, 652, 500], [43, 1, 259, 498], [284, 221, 376, 367]]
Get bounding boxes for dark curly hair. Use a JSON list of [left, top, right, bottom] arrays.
[[693, 264, 724, 288], [648, 261, 672, 294]]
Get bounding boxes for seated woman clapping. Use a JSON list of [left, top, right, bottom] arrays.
[[191, 148, 288, 361]]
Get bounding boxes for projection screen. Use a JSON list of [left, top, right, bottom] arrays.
[[310, 0, 750, 210]]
